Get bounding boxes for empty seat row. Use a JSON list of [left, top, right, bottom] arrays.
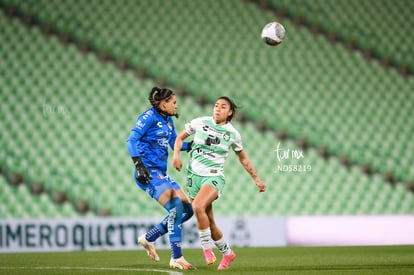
[[1, 2, 413, 218]]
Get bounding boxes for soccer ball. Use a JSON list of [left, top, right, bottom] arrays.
[[261, 21, 286, 46]]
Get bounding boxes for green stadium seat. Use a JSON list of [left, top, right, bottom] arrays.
[[1, 0, 413, 218]]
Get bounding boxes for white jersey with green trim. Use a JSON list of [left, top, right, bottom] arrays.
[[185, 116, 243, 176]]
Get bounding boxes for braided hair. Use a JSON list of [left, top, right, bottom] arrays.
[[148, 87, 179, 118]]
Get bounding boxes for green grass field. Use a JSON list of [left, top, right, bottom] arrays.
[[1, 246, 414, 274]]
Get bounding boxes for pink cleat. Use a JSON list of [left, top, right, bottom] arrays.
[[203, 249, 216, 265], [217, 250, 236, 270]]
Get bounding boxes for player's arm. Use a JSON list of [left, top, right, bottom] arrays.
[[172, 129, 190, 172], [169, 125, 192, 152], [126, 113, 153, 157], [235, 150, 266, 192], [126, 114, 153, 184]]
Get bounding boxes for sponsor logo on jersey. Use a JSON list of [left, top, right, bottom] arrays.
[[202, 125, 229, 142], [141, 109, 153, 120], [205, 135, 221, 146], [135, 120, 146, 130], [195, 148, 216, 158], [157, 137, 169, 147]]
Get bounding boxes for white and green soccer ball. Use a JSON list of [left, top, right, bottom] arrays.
[[261, 21, 286, 46]]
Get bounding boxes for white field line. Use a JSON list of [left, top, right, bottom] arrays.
[[0, 266, 183, 274]]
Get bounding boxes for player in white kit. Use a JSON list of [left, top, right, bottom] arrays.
[[172, 96, 266, 270]]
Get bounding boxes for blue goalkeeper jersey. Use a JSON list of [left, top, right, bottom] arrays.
[[126, 107, 188, 171]]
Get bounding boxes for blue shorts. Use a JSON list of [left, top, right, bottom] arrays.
[[134, 168, 181, 201]]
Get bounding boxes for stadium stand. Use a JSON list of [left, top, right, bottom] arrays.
[[0, 0, 413, 218], [269, 0, 414, 75], [0, 174, 80, 218]]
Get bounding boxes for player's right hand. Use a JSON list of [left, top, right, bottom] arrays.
[[172, 157, 182, 172]]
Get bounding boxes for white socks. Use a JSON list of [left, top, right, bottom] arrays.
[[199, 228, 231, 255], [199, 228, 213, 250], [214, 237, 231, 255]]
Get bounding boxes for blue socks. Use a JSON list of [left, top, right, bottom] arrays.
[[145, 198, 193, 259], [165, 197, 183, 259], [145, 226, 163, 242], [182, 202, 194, 224], [146, 201, 193, 242]]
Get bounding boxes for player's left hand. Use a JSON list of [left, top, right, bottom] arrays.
[[256, 180, 266, 192]]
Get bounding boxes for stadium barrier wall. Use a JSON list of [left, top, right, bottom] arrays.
[[287, 215, 414, 246], [2, 215, 413, 253], [0, 217, 287, 253]]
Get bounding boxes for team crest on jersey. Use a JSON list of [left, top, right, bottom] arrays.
[[223, 131, 231, 141], [167, 122, 172, 130]]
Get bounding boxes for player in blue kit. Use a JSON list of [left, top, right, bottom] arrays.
[[126, 87, 194, 270]]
